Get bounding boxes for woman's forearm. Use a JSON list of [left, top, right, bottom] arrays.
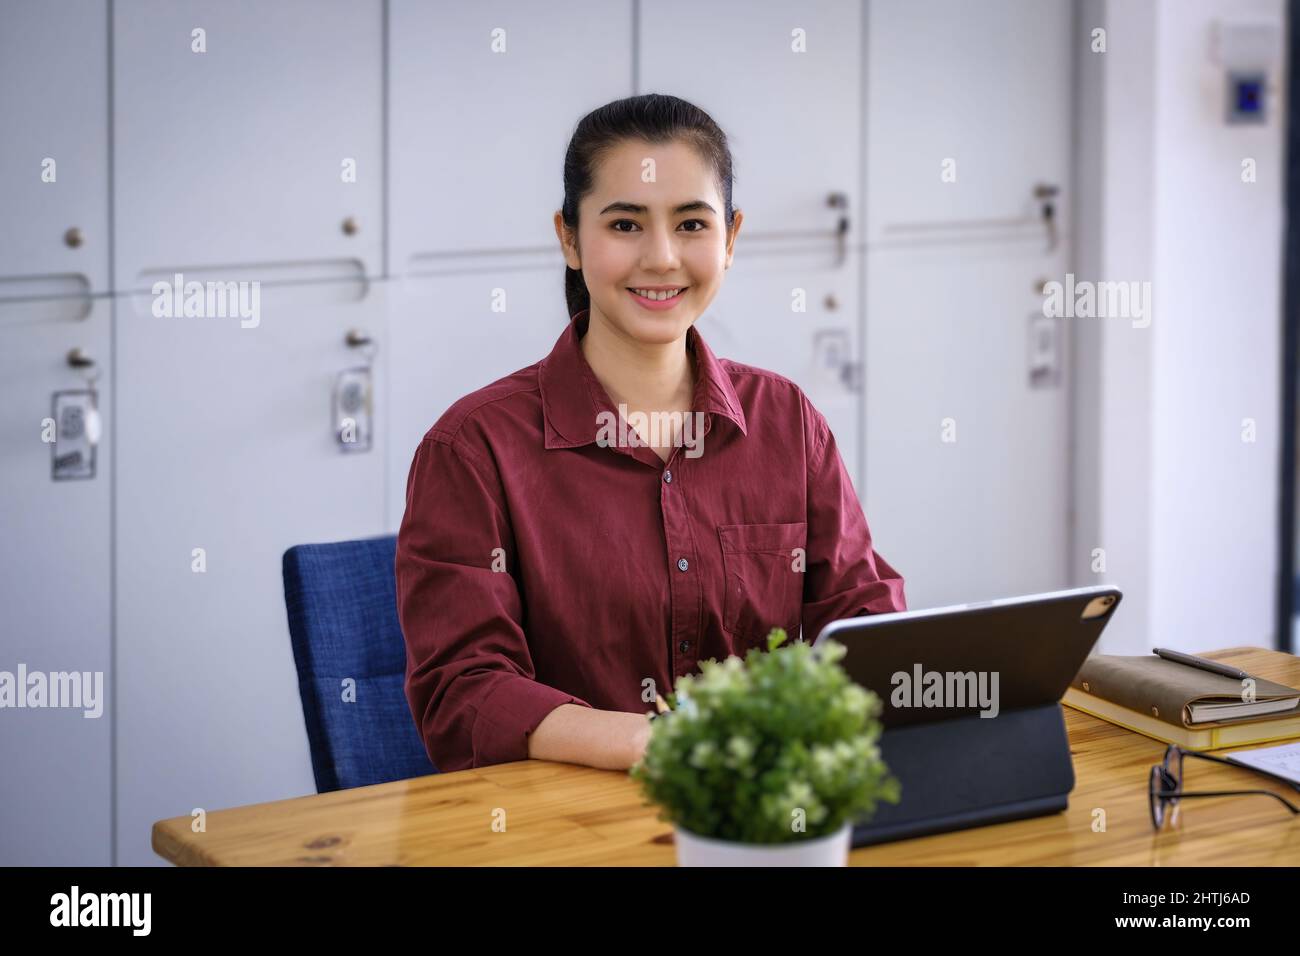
[[527, 703, 651, 770]]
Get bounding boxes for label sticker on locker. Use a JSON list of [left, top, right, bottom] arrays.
[[334, 367, 373, 453], [51, 390, 100, 480], [1028, 313, 1061, 389]]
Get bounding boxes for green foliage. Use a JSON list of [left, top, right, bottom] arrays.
[[629, 628, 900, 844]]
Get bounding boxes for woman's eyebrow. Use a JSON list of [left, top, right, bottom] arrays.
[[598, 200, 717, 215]]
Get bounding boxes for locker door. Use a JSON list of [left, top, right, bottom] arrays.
[[115, 279, 388, 865], [0, 295, 112, 865], [863, 0, 1073, 608], [387, 269, 569, 530], [865, 246, 1070, 608], [112, 0, 383, 288], [639, 0, 863, 240], [0, 0, 110, 293], [388, 0, 633, 272], [865, 0, 1072, 245]]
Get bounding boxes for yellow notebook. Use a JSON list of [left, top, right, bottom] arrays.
[[1063, 687, 1300, 750]]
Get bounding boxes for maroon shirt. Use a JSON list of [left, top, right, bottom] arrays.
[[396, 309, 906, 772]]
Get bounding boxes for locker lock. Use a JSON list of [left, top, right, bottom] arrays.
[[341, 216, 360, 236], [64, 227, 84, 249]]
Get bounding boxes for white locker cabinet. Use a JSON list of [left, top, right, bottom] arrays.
[[114, 280, 388, 865], [112, 0, 383, 290], [639, 0, 863, 243], [0, 296, 112, 865], [387, 269, 571, 531], [0, 0, 110, 293], [388, 0, 632, 273], [694, 250, 864, 494], [864, 0, 1073, 246]]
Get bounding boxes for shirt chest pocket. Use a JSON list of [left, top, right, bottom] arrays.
[[717, 522, 807, 644]]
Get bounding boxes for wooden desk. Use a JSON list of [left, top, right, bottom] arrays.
[[153, 646, 1300, 865]]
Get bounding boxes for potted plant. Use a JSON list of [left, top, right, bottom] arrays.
[[630, 628, 899, 866]]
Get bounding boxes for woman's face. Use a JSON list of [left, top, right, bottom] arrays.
[[556, 137, 743, 347]]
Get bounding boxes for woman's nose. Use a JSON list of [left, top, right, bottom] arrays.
[[640, 227, 681, 270]]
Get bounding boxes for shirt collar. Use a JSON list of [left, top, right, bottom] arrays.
[[538, 309, 748, 449]]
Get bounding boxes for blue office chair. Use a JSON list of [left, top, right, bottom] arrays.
[[283, 534, 438, 792]]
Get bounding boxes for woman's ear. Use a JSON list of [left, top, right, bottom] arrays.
[[554, 211, 581, 270], [724, 209, 744, 268]]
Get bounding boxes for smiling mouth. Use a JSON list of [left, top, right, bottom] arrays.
[[627, 287, 688, 301]]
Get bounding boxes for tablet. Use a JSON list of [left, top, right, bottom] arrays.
[[814, 585, 1122, 729]]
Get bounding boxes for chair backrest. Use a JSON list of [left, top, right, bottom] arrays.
[[282, 534, 437, 791]]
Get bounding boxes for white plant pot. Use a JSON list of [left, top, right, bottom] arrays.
[[673, 821, 852, 867]]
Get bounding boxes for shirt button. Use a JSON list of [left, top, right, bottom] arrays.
[[677, 557, 689, 572], [663, 469, 673, 483], [679, 640, 691, 654]]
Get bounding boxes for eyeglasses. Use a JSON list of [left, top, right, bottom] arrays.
[[1148, 743, 1300, 829]]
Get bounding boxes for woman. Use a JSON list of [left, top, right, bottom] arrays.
[[396, 93, 906, 774]]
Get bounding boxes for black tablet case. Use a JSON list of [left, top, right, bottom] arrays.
[[826, 587, 1120, 847], [852, 702, 1074, 846]]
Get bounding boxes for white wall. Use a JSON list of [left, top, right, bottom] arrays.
[[1075, 0, 1287, 653]]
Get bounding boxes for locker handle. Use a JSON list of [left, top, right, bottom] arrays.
[[66, 347, 100, 386], [1035, 183, 1058, 253], [345, 328, 378, 366], [827, 192, 850, 266]]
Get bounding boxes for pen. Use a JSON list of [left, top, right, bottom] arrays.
[[1152, 647, 1250, 681]]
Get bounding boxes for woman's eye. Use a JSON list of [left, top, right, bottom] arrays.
[[609, 219, 708, 233]]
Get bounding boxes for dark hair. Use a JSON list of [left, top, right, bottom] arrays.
[[560, 93, 736, 320]]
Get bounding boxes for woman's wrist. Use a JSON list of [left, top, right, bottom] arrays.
[[626, 712, 654, 767]]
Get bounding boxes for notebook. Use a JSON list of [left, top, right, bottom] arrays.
[[1064, 653, 1300, 750]]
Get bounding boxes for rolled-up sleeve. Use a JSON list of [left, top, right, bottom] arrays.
[[395, 432, 591, 772], [801, 398, 907, 643]]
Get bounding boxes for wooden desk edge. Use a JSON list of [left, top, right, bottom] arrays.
[[153, 819, 217, 867]]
